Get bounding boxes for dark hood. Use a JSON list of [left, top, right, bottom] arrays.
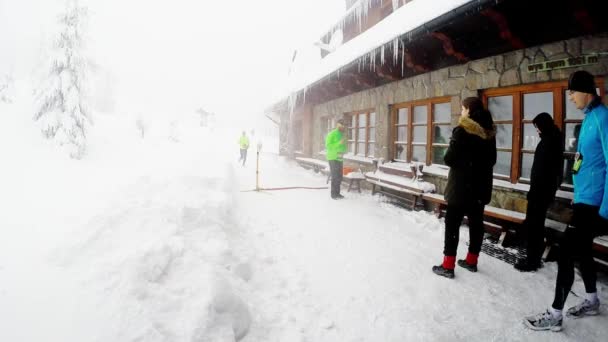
[[532, 112, 558, 137]]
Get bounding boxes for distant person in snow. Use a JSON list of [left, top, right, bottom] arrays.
[[325, 119, 347, 199], [514, 112, 563, 272], [432, 97, 496, 279], [524, 71, 608, 332], [239, 131, 250, 166]]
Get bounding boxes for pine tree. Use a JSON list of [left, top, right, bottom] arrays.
[[0, 74, 14, 104], [34, 0, 90, 159]]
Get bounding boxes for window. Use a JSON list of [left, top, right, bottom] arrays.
[[320, 116, 334, 152], [391, 97, 452, 165], [346, 110, 376, 157], [432, 103, 451, 164], [482, 79, 604, 184], [394, 108, 408, 161]]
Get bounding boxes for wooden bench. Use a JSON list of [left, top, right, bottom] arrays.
[[365, 172, 435, 210], [421, 193, 567, 251], [344, 171, 365, 193], [593, 235, 608, 267], [295, 157, 329, 174]]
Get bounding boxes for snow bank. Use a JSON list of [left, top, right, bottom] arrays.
[[0, 96, 257, 341]]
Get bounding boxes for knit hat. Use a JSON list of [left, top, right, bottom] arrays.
[[336, 118, 346, 126], [567, 71, 597, 95]]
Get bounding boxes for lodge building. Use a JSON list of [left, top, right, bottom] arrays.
[[268, 0, 608, 223]]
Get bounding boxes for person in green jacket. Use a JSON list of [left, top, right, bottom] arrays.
[[238, 131, 250, 166], [325, 119, 347, 199]]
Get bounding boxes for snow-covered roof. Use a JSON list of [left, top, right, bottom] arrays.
[[286, 0, 473, 98]]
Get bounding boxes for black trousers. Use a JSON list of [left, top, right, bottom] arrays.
[[523, 199, 551, 265], [328, 160, 343, 197], [443, 202, 485, 257], [239, 149, 247, 165], [552, 203, 604, 310]]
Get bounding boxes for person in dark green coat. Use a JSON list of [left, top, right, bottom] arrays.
[[325, 119, 347, 199]]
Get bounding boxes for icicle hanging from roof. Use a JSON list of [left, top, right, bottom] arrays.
[[393, 38, 399, 65], [392, 0, 399, 11]]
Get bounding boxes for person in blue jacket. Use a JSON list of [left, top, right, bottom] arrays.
[[525, 71, 608, 331]]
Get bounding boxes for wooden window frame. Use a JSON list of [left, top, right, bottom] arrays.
[[390, 96, 452, 165], [482, 78, 605, 184], [345, 109, 376, 158], [320, 116, 334, 152]]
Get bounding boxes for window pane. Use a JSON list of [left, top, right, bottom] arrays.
[[398, 108, 408, 124], [413, 105, 427, 123], [357, 142, 365, 155], [521, 153, 534, 179], [432, 146, 448, 165], [523, 92, 553, 120], [351, 115, 356, 127], [433, 125, 450, 144], [495, 124, 513, 148], [433, 103, 451, 122], [367, 143, 374, 157], [412, 145, 426, 163], [495, 151, 512, 176], [412, 126, 427, 143], [370, 112, 376, 126], [349, 142, 355, 153], [397, 126, 407, 142], [369, 128, 375, 141], [522, 124, 541, 151], [395, 144, 407, 160], [358, 113, 366, 127], [358, 128, 366, 142], [349, 128, 355, 139], [565, 123, 582, 153], [488, 95, 513, 121]]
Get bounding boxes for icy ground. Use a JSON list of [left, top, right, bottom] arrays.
[[1, 124, 607, 341]]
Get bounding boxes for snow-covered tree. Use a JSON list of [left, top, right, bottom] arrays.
[[0, 74, 14, 104], [34, 0, 91, 159]]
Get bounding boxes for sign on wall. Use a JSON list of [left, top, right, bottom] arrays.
[[527, 54, 599, 73]]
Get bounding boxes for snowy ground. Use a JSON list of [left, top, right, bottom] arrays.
[[1, 113, 607, 341]]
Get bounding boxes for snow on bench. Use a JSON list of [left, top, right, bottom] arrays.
[[365, 171, 436, 209], [365, 171, 436, 193]]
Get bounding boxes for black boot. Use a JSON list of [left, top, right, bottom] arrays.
[[457, 259, 478, 272], [514, 259, 541, 272], [432, 265, 454, 279]]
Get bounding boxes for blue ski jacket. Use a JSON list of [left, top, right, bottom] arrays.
[[573, 97, 608, 218]]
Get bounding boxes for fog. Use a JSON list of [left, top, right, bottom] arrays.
[[0, 0, 344, 124]]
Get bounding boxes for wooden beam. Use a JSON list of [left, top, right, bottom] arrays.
[[431, 32, 469, 62], [482, 9, 525, 50]]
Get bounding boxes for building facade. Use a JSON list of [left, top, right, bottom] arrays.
[[273, 0, 608, 218]]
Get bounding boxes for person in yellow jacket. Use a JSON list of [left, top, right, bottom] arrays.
[[238, 131, 250, 166], [325, 119, 347, 199]]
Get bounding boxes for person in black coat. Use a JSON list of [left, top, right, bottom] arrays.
[[515, 112, 564, 271], [433, 97, 497, 278]]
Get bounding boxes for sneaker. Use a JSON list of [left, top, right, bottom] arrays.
[[566, 299, 600, 319], [523, 310, 563, 331], [514, 259, 541, 272], [432, 265, 454, 279], [457, 259, 477, 272]]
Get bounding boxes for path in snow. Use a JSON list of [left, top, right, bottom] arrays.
[[235, 152, 608, 342]]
